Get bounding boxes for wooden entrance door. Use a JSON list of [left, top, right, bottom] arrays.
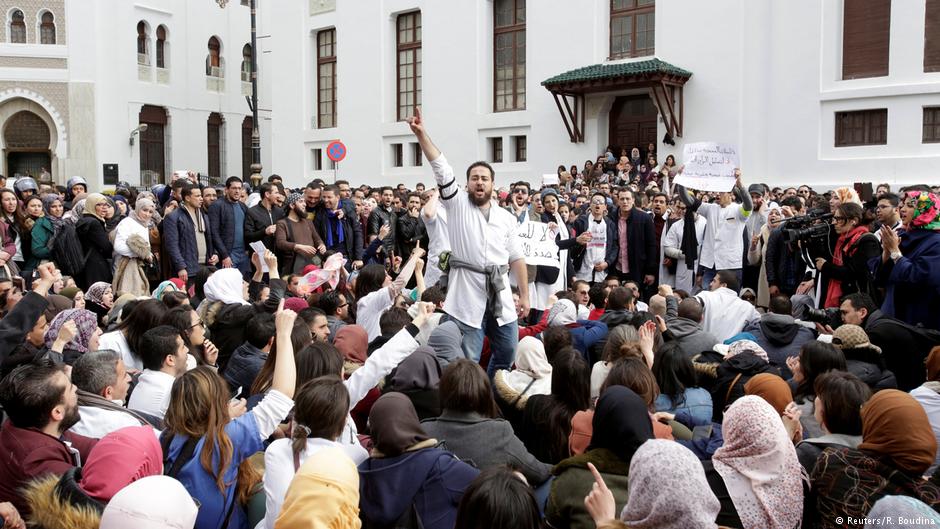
[[139, 105, 167, 185], [608, 95, 658, 156]]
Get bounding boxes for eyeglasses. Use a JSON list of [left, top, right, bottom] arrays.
[[591, 200, 605, 205], [833, 216, 846, 222], [337, 302, 349, 309], [190, 319, 205, 329], [513, 189, 528, 194]]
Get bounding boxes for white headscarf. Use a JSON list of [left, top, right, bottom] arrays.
[[547, 299, 577, 326], [203, 268, 250, 306]]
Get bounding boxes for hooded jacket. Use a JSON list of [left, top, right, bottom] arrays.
[[358, 447, 478, 529], [695, 351, 779, 422], [744, 313, 816, 378], [665, 296, 718, 358], [23, 469, 102, 529]]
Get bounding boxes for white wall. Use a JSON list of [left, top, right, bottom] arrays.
[[261, 0, 940, 190]]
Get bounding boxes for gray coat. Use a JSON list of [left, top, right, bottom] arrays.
[[665, 296, 719, 358], [421, 410, 551, 485]]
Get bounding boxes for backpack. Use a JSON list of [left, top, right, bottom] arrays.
[[48, 222, 87, 276]]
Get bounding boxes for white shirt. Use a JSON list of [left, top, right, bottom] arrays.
[[98, 331, 139, 371], [127, 369, 176, 419], [697, 202, 750, 270], [357, 287, 396, 343], [695, 287, 760, 343], [422, 207, 449, 287], [260, 438, 368, 529], [576, 216, 609, 282], [431, 154, 522, 329], [71, 405, 148, 439]]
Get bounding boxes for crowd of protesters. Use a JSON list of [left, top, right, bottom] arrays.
[[0, 108, 937, 529]]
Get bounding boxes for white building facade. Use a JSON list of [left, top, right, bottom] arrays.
[[261, 0, 940, 189], [0, 0, 269, 188]]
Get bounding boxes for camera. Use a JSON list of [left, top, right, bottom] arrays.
[[805, 307, 841, 329], [782, 209, 833, 244]]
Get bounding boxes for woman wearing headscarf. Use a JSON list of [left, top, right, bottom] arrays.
[[426, 320, 464, 368], [911, 346, 940, 476], [198, 257, 285, 370], [274, 448, 361, 529], [22, 426, 163, 529], [83, 282, 114, 327], [150, 279, 181, 301], [98, 475, 198, 529], [546, 299, 608, 361], [547, 385, 655, 529], [584, 439, 722, 529], [44, 308, 101, 365], [876, 190, 940, 328], [15, 195, 42, 280], [747, 204, 784, 309], [382, 347, 442, 420], [812, 390, 940, 529], [707, 396, 804, 529], [865, 496, 940, 528], [494, 336, 553, 419], [112, 198, 157, 297], [28, 194, 65, 272], [75, 193, 114, 290], [333, 324, 380, 434], [358, 392, 478, 529]]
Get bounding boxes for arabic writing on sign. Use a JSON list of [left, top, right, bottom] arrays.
[[675, 142, 739, 192], [515, 221, 559, 268]]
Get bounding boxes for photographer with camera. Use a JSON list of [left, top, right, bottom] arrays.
[[813, 203, 880, 309], [765, 196, 808, 298]]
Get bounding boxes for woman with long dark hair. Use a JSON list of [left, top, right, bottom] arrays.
[[98, 298, 168, 372], [652, 341, 712, 422], [519, 347, 590, 464], [0, 189, 24, 273]]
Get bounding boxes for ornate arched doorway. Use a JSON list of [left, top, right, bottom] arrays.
[[4, 111, 51, 179]]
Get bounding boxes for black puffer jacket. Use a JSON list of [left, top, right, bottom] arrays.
[[843, 347, 897, 392]]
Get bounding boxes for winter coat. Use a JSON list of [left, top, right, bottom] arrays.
[[0, 291, 47, 366], [607, 206, 657, 281], [199, 278, 285, 370], [0, 421, 97, 515], [743, 313, 817, 379], [819, 231, 880, 306], [221, 342, 267, 399], [358, 447, 478, 529], [29, 215, 54, 263], [421, 410, 551, 485], [547, 448, 631, 529], [396, 210, 428, 258], [244, 203, 285, 251], [794, 433, 861, 475], [75, 214, 113, 289], [23, 469, 102, 529], [765, 226, 806, 296], [654, 387, 713, 424], [864, 310, 935, 392], [207, 197, 248, 259], [875, 229, 940, 330], [844, 347, 897, 392], [314, 204, 364, 261], [665, 296, 719, 358], [566, 320, 609, 361], [367, 205, 398, 255], [162, 207, 215, 277], [570, 214, 619, 277], [694, 350, 779, 422]]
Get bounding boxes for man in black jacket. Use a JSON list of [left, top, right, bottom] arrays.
[[314, 184, 364, 269], [244, 182, 285, 252], [208, 176, 250, 277], [609, 188, 656, 294], [368, 186, 398, 258]]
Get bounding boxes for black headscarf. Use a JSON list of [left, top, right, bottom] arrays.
[[386, 347, 442, 392], [681, 195, 702, 269], [369, 392, 430, 457], [588, 385, 654, 462]]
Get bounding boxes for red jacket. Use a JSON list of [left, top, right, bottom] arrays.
[[0, 420, 97, 514]]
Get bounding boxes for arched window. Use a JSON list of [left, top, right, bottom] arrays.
[[156, 25, 167, 68], [241, 44, 251, 82], [39, 11, 55, 44], [137, 21, 150, 65], [206, 36, 222, 76], [9, 9, 25, 43]]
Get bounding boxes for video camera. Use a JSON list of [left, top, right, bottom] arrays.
[[782, 209, 833, 244]]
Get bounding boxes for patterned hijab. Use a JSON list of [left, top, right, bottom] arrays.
[[905, 191, 940, 231], [712, 396, 804, 529], [620, 440, 720, 529], [858, 389, 937, 476], [44, 308, 99, 353], [85, 281, 112, 306], [726, 339, 770, 363], [547, 299, 578, 326]]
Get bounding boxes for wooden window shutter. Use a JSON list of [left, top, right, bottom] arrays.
[[926, 0, 940, 72], [842, 0, 891, 79]]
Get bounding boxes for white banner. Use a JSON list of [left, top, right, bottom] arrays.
[[675, 142, 739, 192], [516, 221, 559, 268]]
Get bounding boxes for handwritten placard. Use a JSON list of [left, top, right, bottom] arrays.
[[675, 142, 739, 192], [516, 221, 559, 268], [541, 174, 560, 187]]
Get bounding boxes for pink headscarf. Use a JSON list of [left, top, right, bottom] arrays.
[[712, 396, 804, 529], [334, 324, 368, 364], [620, 439, 720, 529], [79, 426, 163, 502]]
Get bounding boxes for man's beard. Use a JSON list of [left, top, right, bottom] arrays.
[[468, 189, 491, 207], [60, 402, 80, 433]]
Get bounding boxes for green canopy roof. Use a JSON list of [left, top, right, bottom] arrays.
[[542, 58, 691, 89]]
